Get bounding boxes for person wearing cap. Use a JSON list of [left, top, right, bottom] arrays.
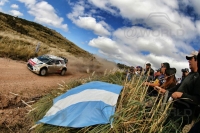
[[154, 68, 161, 80], [188, 50, 200, 133], [163, 50, 200, 132], [180, 68, 189, 83], [144, 63, 154, 82]]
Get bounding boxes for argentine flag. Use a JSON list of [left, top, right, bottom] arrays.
[[38, 81, 123, 128]]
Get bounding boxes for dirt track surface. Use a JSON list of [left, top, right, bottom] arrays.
[[0, 58, 88, 96], [0, 58, 89, 131]]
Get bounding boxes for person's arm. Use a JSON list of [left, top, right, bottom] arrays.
[[154, 86, 166, 94], [168, 84, 180, 93], [144, 81, 160, 87]]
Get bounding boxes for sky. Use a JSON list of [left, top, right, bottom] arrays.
[[1, 0, 200, 77]]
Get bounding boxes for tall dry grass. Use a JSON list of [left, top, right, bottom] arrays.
[[27, 70, 178, 133], [0, 35, 49, 61]]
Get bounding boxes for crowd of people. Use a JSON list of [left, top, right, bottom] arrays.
[[124, 50, 200, 132]]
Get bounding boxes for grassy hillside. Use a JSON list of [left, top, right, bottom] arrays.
[[0, 11, 93, 61]]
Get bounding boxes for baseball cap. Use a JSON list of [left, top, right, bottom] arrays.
[[146, 63, 151, 66], [186, 51, 198, 60]]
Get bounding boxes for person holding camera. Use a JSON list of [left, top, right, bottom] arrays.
[[180, 68, 189, 83]]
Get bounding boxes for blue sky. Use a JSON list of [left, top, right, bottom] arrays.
[[1, 0, 200, 77]]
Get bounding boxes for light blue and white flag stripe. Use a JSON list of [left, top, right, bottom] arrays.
[[38, 81, 123, 128]]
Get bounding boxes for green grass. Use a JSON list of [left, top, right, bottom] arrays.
[[27, 71, 178, 133]]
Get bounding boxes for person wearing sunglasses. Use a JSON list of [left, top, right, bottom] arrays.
[[163, 51, 200, 132], [154, 68, 177, 94]]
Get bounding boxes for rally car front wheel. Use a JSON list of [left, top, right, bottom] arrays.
[[40, 68, 47, 76]]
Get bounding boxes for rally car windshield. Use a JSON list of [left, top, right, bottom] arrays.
[[37, 56, 50, 63]]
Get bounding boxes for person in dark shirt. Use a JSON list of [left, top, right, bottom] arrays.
[[163, 51, 200, 132], [180, 68, 189, 83], [188, 50, 200, 133], [144, 63, 154, 82]]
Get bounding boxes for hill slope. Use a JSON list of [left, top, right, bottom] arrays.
[[0, 11, 92, 60]]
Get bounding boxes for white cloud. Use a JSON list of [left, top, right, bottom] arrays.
[[88, 0, 197, 40], [89, 36, 120, 55], [162, 0, 179, 9], [11, 4, 19, 9], [88, 34, 191, 77], [18, 0, 36, 7], [67, 2, 111, 36], [72, 16, 110, 36], [84, 0, 199, 77], [88, 0, 118, 15], [18, 0, 68, 31], [9, 10, 23, 16], [0, 0, 8, 6]]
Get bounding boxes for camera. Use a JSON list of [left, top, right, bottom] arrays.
[[181, 68, 189, 73]]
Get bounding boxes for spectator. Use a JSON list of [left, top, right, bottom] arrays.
[[154, 68, 161, 80], [163, 51, 200, 132], [145, 68, 177, 108], [154, 68, 177, 94], [144, 62, 170, 96], [127, 66, 135, 81], [135, 66, 143, 76], [144, 63, 154, 82], [188, 50, 200, 133], [180, 68, 189, 83]]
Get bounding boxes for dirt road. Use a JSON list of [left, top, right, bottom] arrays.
[[0, 58, 88, 96], [0, 58, 89, 131]]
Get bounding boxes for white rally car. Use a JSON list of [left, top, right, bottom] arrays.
[[27, 55, 68, 76]]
